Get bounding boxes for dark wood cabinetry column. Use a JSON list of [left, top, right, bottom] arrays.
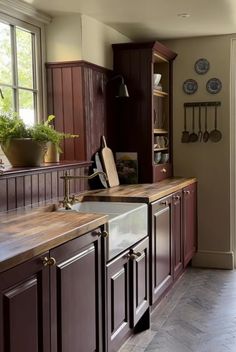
[[46, 61, 111, 162]]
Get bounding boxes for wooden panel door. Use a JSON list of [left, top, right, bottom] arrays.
[[151, 195, 173, 305], [0, 253, 50, 352], [106, 251, 130, 352], [172, 191, 184, 280], [130, 237, 149, 328], [183, 183, 197, 267], [50, 229, 103, 352]]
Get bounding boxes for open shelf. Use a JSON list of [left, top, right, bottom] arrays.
[[154, 147, 168, 152], [153, 129, 168, 134], [153, 89, 168, 97]]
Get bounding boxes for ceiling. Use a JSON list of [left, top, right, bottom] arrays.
[[23, 0, 236, 40]]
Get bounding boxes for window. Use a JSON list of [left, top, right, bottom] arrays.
[[0, 13, 43, 125]]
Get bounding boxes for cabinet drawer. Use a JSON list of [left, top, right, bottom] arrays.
[[153, 163, 172, 181]]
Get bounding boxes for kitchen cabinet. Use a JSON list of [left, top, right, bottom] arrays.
[[151, 196, 173, 305], [0, 253, 50, 352], [106, 236, 149, 352], [112, 41, 177, 183], [172, 191, 184, 280], [0, 228, 104, 352], [183, 183, 197, 267]]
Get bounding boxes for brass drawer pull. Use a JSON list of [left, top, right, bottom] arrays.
[[161, 200, 169, 206], [183, 190, 191, 195], [161, 168, 167, 173], [173, 195, 180, 200], [127, 251, 142, 260], [100, 230, 109, 238], [42, 257, 57, 267]]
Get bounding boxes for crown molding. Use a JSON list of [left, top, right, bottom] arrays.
[[0, 0, 51, 24]]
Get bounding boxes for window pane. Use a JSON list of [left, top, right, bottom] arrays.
[[16, 28, 34, 89], [19, 89, 35, 126], [0, 86, 13, 112], [0, 22, 12, 85]]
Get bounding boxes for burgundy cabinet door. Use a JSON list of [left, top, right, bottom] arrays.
[[50, 229, 103, 352], [183, 183, 197, 267], [130, 237, 149, 328], [106, 251, 130, 352], [151, 196, 173, 305], [172, 191, 184, 280], [0, 253, 50, 352]]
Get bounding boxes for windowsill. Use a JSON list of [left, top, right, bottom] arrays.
[[0, 160, 92, 177]]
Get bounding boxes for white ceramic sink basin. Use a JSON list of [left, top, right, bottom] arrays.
[[70, 201, 148, 259]]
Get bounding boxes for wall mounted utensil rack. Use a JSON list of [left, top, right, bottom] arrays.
[[184, 101, 221, 108], [182, 101, 222, 143]]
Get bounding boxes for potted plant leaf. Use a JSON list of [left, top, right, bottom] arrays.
[[0, 113, 79, 167]]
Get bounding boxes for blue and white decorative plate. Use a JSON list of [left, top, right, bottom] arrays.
[[183, 79, 198, 94], [194, 58, 210, 74], [206, 78, 222, 94]]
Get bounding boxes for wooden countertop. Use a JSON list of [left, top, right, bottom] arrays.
[[0, 176, 196, 273], [0, 208, 107, 273], [84, 177, 197, 203]]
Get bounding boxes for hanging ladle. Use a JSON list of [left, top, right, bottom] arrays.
[[203, 105, 209, 143], [209, 105, 222, 142], [189, 106, 198, 142], [198, 106, 203, 142], [181, 106, 189, 143]]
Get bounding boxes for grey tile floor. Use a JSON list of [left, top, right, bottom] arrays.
[[119, 268, 236, 352]]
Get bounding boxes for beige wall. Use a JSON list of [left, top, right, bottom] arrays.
[[46, 14, 131, 69], [46, 14, 82, 62], [81, 15, 131, 69], [165, 35, 233, 268]]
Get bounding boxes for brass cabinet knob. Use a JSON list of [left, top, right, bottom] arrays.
[[127, 251, 142, 260], [161, 168, 167, 173], [173, 195, 180, 200], [100, 230, 109, 238], [42, 256, 57, 267]]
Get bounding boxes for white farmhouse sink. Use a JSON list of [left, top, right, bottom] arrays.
[[70, 201, 148, 259]]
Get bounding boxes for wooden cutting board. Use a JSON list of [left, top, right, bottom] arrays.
[[100, 136, 119, 187]]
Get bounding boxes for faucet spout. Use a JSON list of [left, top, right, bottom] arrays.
[[59, 170, 108, 209]]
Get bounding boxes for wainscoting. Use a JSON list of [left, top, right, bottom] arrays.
[[0, 162, 91, 212]]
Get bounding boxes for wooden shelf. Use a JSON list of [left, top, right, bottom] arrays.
[[153, 129, 168, 134], [153, 89, 168, 97], [154, 148, 168, 152]]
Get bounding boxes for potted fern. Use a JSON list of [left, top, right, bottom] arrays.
[[0, 113, 78, 167]]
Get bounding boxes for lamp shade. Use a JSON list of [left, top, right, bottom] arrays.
[[117, 82, 129, 98]]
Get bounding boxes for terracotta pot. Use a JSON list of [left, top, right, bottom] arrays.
[[1, 138, 49, 167], [44, 142, 60, 163]]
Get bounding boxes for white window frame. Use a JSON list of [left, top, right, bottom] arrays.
[[0, 0, 51, 122]]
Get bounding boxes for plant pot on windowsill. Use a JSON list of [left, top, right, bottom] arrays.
[[0, 113, 79, 167], [1, 138, 49, 167], [44, 141, 60, 163]]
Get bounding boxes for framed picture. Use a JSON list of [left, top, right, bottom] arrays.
[[116, 152, 138, 184]]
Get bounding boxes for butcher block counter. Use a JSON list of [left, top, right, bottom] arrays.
[[0, 177, 196, 273], [84, 177, 197, 203], [0, 208, 108, 273]]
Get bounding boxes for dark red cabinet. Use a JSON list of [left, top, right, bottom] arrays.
[[50, 229, 103, 352], [0, 228, 104, 352], [106, 236, 149, 352], [172, 191, 184, 280], [0, 253, 50, 352], [183, 183, 197, 267], [151, 196, 173, 305]]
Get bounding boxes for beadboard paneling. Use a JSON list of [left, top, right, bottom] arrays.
[[0, 163, 91, 212]]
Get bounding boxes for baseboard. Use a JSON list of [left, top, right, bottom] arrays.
[[192, 250, 234, 269]]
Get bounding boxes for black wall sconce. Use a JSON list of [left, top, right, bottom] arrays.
[[101, 74, 129, 98]]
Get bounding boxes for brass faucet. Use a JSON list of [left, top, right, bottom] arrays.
[[60, 170, 107, 209]]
